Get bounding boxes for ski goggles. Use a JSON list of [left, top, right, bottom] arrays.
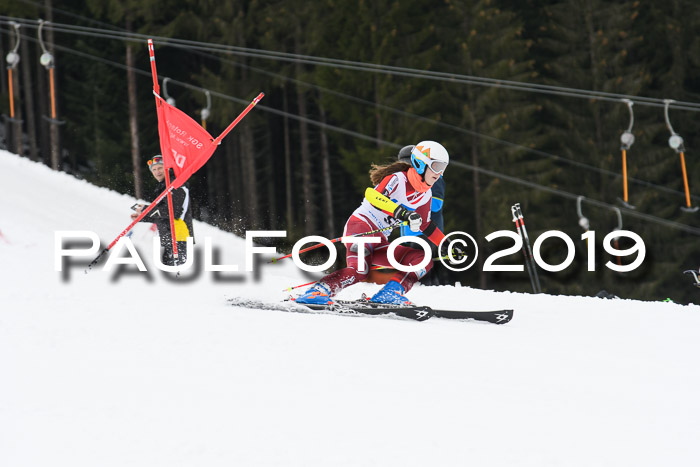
[[411, 147, 448, 174], [147, 155, 163, 167]]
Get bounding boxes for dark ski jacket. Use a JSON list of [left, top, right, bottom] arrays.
[[430, 176, 445, 231], [140, 171, 195, 246]]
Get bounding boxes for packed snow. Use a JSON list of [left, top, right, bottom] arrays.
[[1, 149, 699, 467]]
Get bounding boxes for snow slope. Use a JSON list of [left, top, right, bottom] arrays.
[[1, 149, 699, 467]]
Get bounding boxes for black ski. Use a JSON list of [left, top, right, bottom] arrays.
[[228, 297, 513, 324], [302, 300, 436, 322], [318, 299, 513, 324]]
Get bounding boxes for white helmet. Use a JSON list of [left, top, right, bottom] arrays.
[[410, 141, 449, 175]]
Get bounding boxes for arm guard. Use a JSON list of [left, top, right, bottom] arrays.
[[365, 187, 400, 216], [422, 221, 446, 248]]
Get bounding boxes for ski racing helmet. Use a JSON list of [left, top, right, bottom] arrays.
[[397, 145, 414, 164], [410, 141, 449, 175]]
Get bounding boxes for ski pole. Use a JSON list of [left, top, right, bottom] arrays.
[[612, 207, 623, 267], [512, 204, 537, 293], [516, 204, 542, 293], [282, 267, 399, 293], [517, 204, 542, 293], [512, 204, 541, 293], [283, 251, 463, 292], [282, 280, 317, 292], [282, 265, 395, 293], [269, 221, 405, 264]]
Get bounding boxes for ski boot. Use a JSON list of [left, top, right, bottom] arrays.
[[370, 280, 411, 305], [295, 282, 333, 305]]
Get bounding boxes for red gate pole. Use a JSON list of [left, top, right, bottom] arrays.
[[148, 39, 179, 260]]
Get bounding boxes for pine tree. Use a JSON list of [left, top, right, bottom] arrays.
[[528, 0, 658, 297], [415, 0, 540, 290]]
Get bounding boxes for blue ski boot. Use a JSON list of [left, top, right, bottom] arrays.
[[370, 280, 411, 305], [295, 282, 333, 305]]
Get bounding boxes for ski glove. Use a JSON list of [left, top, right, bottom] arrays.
[[393, 205, 422, 232]]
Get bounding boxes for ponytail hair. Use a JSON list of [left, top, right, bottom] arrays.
[[369, 161, 411, 186]]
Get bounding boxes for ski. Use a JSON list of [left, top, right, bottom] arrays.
[[302, 299, 436, 322], [325, 299, 513, 324], [228, 297, 513, 324]]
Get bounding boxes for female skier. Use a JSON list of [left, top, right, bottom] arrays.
[[296, 140, 458, 306]]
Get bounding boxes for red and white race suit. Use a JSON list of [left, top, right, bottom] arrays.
[[320, 170, 442, 296]]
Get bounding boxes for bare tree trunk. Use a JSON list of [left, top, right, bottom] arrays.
[[239, 124, 259, 228], [35, 41, 50, 165], [318, 96, 335, 238], [0, 37, 6, 97], [584, 0, 602, 144], [20, 36, 38, 161], [225, 134, 242, 233], [374, 76, 383, 149], [205, 161, 218, 225], [10, 65, 23, 156], [295, 26, 316, 236], [584, 0, 605, 198], [125, 14, 142, 199], [232, 18, 260, 231], [265, 125, 277, 229], [48, 101, 60, 169], [93, 86, 103, 175], [0, 38, 8, 151], [45, 0, 61, 170], [471, 136, 486, 289], [283, 88, 294, 233], [214, 148, 228, 227]]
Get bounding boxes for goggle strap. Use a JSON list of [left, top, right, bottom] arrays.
[[147, 156, 164, 167], [411, 147, 430, 165]]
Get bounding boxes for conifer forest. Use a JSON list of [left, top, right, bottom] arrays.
[[2, 0, 700, 303]]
